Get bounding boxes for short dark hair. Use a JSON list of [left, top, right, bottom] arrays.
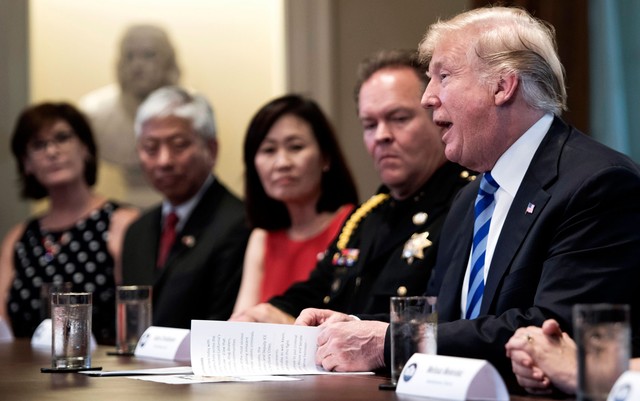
[[353, 49, 428, 109], [243, 94, 358, 230], [11, 102, 98, 199]]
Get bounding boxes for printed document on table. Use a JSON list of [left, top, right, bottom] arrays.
[[131, 374, 301, 384], [190, 320, 372, 376]]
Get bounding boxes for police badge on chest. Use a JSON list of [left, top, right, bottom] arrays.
[[402, 231, 432, 265]]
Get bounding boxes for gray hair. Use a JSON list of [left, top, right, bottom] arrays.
[[418, 6, 567, 115], [134, 86, 217, 140]]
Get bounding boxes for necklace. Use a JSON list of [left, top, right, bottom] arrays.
[[336, 193, 390, 250], [42, 231, 72, 263]]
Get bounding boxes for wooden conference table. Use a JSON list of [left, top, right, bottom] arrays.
[[0, 339, 568, 401]]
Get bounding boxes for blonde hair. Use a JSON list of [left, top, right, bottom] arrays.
[[419, 6, 567, 115]]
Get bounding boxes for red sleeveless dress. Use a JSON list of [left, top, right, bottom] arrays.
[[259, 205, 354, 302]]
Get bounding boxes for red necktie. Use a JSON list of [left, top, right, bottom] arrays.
[[157, 211, 178, 268]]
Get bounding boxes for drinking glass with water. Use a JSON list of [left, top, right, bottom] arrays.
[[51, 292, 92, 370]]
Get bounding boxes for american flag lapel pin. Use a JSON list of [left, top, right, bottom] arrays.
[[525, 202, 535, 214]]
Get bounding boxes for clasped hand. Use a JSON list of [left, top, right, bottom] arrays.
[[505, 319, 577, 395]]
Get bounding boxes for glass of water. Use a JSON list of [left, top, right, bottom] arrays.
[[51, 292, 92, 369], [115, 285, 152, 355], [390, 296, 437, 386], [574, 303, 630, 401]]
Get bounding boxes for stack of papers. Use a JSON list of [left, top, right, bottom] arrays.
[[84, 320, 372, 384]]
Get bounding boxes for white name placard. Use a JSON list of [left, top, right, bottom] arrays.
[[0, 317, 14, 343], [608, 371, 640, 401], [30, 318, 97, 350], [395, 353, 509, 401], [134, 326, 190, 362]]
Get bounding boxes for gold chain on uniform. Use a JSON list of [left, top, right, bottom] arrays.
[[336, 193, 390, 250]]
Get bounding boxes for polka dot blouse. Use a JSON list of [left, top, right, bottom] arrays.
[[8, 201, 120, 344]]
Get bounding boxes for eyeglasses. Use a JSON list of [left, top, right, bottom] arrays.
[[27, 131, 76, 155]]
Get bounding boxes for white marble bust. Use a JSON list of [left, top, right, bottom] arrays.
[[80, 25, 180, 206]]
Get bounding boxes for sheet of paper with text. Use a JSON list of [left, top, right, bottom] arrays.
[[190, 320, 324, 376]]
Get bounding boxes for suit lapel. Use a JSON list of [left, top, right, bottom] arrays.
[[137, 208, 164, 285], [481, 118, 569, 313], [163, 178, 224, 270], [437, 184, 476, 321]]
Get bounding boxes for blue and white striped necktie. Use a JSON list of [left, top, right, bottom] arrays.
[[466, 172, 499, 319]]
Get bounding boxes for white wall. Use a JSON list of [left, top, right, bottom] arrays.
[[30, 0, 287, 199], [1, 0, 470, 239]]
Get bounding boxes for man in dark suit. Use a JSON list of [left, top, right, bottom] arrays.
[[296, 6, 640, 388], [122, 86, 249, 329], [230, 50, 473, 324]]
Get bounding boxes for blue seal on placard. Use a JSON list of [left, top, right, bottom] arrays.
[[402, 363, 417, 382], [138, 332, 150, 348], [612, 383, 631, 401]]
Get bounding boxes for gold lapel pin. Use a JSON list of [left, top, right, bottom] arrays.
[[182, 235, 196, 247]]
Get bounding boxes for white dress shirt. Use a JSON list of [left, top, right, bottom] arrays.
[[460, 113, 554, 318]]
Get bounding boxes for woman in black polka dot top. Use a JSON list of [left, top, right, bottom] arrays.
[[0, 102, 139, 344]]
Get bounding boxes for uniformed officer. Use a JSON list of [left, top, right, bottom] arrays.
[[230, 49, 473, 323]]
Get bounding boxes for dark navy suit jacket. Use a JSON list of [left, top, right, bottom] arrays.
[[428, 117, 640, 387], [122, 177, 249, 329]]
